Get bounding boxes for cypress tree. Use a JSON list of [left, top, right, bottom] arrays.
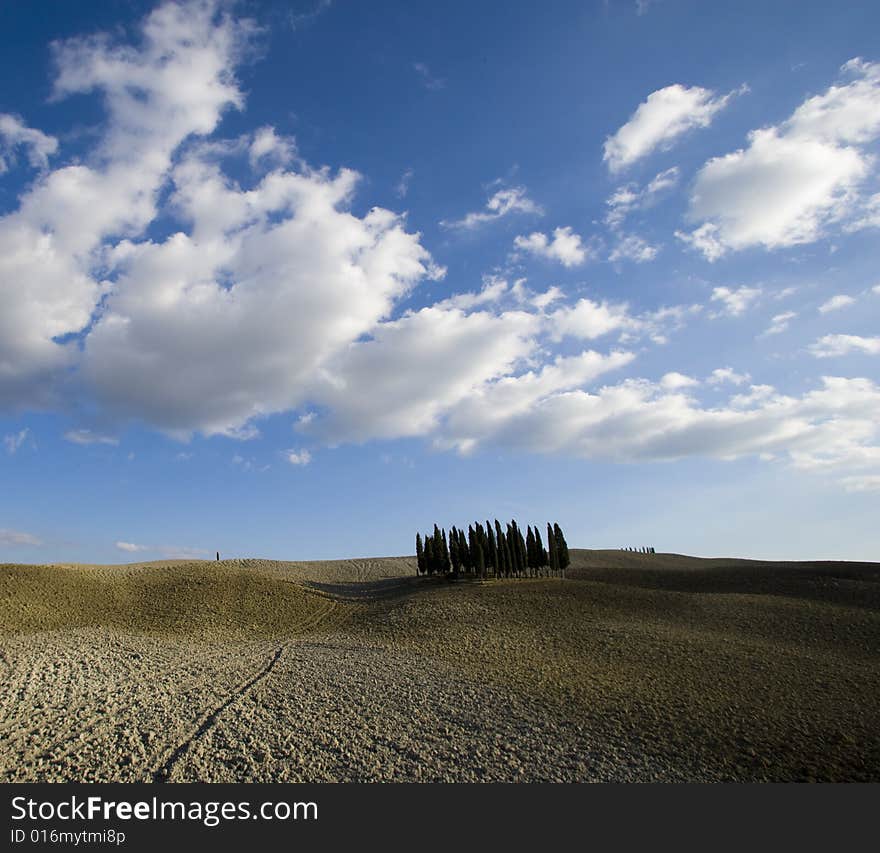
[[449, 526, 461, 575], [526, 526, 536, 574], [416, 532, 424, 575], [460, 527, 470, 571], [508, 521, 521, 576], [548, 522, 559, 575], [487, 521, 498, 575], [424, 536, 435, 575], [516, 523, 527, 576], [554, 523, 570, 573], [475, 541, 485, 577], [436, 531, 445, 575], [535, 527, 547, 574]]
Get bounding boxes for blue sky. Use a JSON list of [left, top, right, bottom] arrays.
[[1, 0, 878, 563]]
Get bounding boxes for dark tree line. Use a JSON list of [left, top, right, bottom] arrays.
[[416, 520, 570, 579]]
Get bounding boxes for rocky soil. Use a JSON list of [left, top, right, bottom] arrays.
[[1, 552, 878, 782]]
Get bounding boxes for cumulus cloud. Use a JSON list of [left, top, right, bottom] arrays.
[[0, 0, 253, 408], [0, 113, 57, 173], [604, 84, 744, 173], [763, 311, 797, 336], [248, 126, 295, 168], [116, 541, 148, 552], [302, 306, 543, 443], [708, 367, 750, 385], [605, 167, 679, 228], [818, 294, 856, 313], [809, 334, 880, 357], [679, 59, 880, 258], [513, 226, 592, 267], [429, 375, 880, 484], [710, 285, 762, 317], [0, 528, 43, 547], [846, 192, 880, 231], [608, 234, 659, 263], [441, 186, 542, 229], [81, 151, 440, 437], [286, 449, 311, 465], [660, 372, 699, 390]]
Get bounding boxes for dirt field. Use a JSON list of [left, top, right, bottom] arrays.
[[1, 551, 878, 782]]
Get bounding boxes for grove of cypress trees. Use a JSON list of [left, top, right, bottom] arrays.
[[415, 519, 571, 581]]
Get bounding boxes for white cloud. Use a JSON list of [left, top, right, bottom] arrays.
[[63, 430, 119, 446], [605, 167, 679, 228], [674, 222, 726, 261], [0, 113, 57, 173], [604, 84, 744, 173], [286, 449, 311, 466], [81, 150, 439, 437], [434, 275, 510, 311], [660, 372, 699, 390], [846, 192, 880, 231], [764, 311, 797, 335], [680, 59, 880, 258], [608, 234, 659, 263], [431, 376, 880, 486], [809, 334, 880, 358], [0, 0, 252, 408], [249, 126, 295, 168], [115, 540, 207, 558], [3, 428, 30, 454], [0, 528, 43, 547], [709, 285, 761, 317], [549, 298, 635, 341], [441, 186, 542, 229], [302, 305, 543, 443], [709, 367, 750, 386], [513, 226, 592, 267], [116, 541, 148, 553], [818, 294, 856, 313], [547, 299, 699, 347]]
